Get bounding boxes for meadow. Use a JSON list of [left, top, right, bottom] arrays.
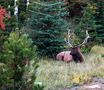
[[35, 45, 104, 90]]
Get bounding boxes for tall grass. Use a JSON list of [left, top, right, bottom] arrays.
[[35, 46, 104, 90]]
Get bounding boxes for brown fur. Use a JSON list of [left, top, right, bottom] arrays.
[[70, 46, 84, 63]]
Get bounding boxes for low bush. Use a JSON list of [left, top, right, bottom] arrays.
[[0, 31, 44, 90]]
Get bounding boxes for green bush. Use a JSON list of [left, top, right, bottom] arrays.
[[81, 46, 91, 53], [0, 31, 44, 90], [0, 63, 13, 88]]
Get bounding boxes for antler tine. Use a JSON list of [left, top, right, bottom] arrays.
[[64, 29, 73, 47], [80, 30, 90, 46]]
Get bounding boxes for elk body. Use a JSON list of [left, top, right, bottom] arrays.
[[56, 46, 84, 63], [56, 51, 73, 62], [56, 29, 90, 63]]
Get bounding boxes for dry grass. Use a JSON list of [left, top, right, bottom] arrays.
[[35, 46, 104, 90], [91, 45, 104, 55]]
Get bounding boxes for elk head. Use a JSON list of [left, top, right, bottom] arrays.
[[65, 29, 90, 63]]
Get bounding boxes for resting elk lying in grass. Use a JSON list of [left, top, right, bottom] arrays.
[[56, 29, 90, 63]]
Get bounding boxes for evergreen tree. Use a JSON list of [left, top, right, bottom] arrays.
[[94, 0, 104, 43], [0, 0, 14, 8], [75, 3, 97, 44], [26, 1, 69, 57], [18, 0, 28, 27]]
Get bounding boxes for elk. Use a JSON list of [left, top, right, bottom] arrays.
[[56, 29, 90, 63]]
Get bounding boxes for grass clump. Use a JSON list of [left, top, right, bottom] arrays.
[[91, 45, 104, 55]]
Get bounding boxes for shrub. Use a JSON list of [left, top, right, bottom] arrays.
[[81, 46, 91, 53], [0, 63, 13, 88], [0, 31, 44, 90]]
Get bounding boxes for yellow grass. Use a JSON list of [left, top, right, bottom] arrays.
[[91, 45, 104, 55]]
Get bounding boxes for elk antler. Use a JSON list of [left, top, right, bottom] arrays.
[[80, 30, 90, 46], [65, 29, 73, 47]]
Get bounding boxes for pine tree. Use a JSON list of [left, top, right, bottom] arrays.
[[26, 1, 69, 57]]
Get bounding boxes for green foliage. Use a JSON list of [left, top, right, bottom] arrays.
[[75, 3, 97, 43], [18, 0, 27, 27], [75, 1, 104, 44], [0, 0, 14, 8], [0, 30, 9, 61], [94, 1, 104, 43], [26, 1, 69, 57], [0, 63, 13, 87], [5, 16, 16, 31], [3, 31, 36, 63], [0, 31, 44, 89], [81, 46, 91, 53], [3, 31, 37, 81]]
